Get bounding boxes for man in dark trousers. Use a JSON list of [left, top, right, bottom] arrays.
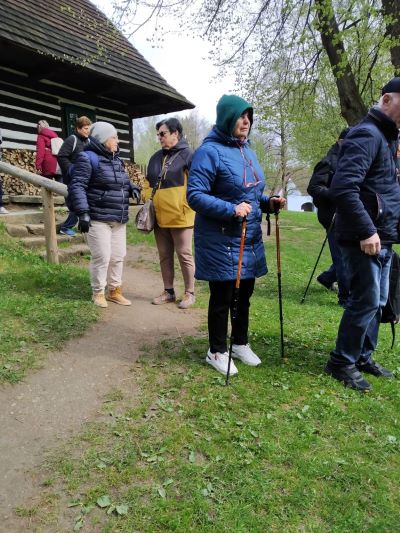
[[326, 78, 400, 391], [57, 116, 91, 236], [307, 128, 350, 306]]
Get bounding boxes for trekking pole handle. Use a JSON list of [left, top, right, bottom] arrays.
[[270, 195, 282, 215]]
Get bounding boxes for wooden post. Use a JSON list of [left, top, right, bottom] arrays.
[[41, 187, 59, 264]]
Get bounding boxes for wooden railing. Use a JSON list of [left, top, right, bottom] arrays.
[[0, 161, 67, 264]]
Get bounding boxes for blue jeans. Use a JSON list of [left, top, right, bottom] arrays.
[[330, 245, 392, 365], [60, 210, 78, 231], [318, 232, 350, 304]]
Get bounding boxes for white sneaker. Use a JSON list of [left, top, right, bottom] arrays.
[[0, 207, 9, 214], [232, 344, 261, 366], [206, 350, 238, 376]]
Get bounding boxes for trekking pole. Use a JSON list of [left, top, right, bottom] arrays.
[[300, 214, 336, 304], [226, 215, 247, 386], [273, 202, 285, 361]]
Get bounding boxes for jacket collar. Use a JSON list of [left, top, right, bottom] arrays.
[[162, 138, 189, 156], [367, 107, 399, 141], [205, 126, 250, 147]]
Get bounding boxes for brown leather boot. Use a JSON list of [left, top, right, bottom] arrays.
[[107, 287, 131, 306], [92, 291, 108, 308]]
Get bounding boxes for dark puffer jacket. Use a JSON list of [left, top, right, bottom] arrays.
[[188, 126, 271, 282], [330, 107, 400, 245], [68, 138, 134, 223]]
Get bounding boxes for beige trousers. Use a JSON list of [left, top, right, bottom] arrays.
[[154, 226, 195, 292], [86, 220, 127, 293]]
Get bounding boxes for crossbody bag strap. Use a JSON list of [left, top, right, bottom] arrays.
[[150, 151, 181, 200]]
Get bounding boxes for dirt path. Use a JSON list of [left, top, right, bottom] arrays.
[[0, 245, 203, 528]]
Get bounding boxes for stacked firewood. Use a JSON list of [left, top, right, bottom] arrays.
[[0, 149, 40, 195], [125, 162, 146, 202], [125, 161, 145, 189]]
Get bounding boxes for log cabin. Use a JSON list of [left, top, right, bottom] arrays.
[[0, 0, 194, 194]]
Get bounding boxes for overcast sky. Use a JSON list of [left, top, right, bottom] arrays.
[[94, 1, 235, 123]]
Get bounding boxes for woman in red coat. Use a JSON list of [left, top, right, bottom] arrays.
[[35, 120, 59, 178]]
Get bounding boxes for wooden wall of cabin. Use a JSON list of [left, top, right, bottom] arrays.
[[0, 66, 144, 196]]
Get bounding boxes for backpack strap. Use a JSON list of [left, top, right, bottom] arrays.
[[72, 134, 77, 153]]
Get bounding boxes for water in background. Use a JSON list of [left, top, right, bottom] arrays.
[[286, 180, 314, 212], [287, 194, 314, 212]]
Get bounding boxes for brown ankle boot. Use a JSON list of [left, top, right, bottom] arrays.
[[107, 287, 131, 306], [92, 291, 108, 308]]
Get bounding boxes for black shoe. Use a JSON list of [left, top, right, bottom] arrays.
[[356, 359, 394, 378], [325, 361, 371, 391], [317, 276, 338, 292]]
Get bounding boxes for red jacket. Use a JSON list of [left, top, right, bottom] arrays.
[[35, 128, 59, 177]]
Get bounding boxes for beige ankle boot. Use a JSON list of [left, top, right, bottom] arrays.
[[107, 287, 131, 306], [92, 291, 108, 308]]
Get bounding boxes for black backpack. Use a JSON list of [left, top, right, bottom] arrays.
[[381, 251, 400, 348]]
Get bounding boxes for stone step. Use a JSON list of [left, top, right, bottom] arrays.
[[38, 243, 90, 263], [9, 195, 65, 205], [26, 223, 46, 236], [58, 244, 90, 263], [0, 208, 67, 225], [21, 233, 85, 248], [5, 223, 52, 238]]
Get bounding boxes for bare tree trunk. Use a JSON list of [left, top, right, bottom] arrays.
[[315, 0, 367, 125], [382, 0, 400, 74]]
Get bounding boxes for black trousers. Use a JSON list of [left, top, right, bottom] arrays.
[[208, 278, 255, 353]]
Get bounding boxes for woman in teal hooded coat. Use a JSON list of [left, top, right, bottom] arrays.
[[187, 94, 285, 376]]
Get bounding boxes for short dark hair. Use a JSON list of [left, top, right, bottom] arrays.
[[156, 118, 183, 138], [76, 116, 92, 129]]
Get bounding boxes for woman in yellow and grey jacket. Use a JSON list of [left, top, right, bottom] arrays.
[[143, 118, 195, 309]]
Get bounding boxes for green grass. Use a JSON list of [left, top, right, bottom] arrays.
[[12, 212, 400, 531], [0, 224, 98, 383], [126, 223, 156, 246]]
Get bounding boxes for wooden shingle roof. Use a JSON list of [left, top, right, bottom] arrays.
[[0, 0, 194, 116]]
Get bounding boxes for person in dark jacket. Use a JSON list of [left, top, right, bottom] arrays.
[[325, 77, 400, 391], [57, 116, 92, 237], [35, 120, 59, 179], [307, 128, 350, 306], [143, 118, 195, 309], [68, 121, 140, 308], [187, 94, 285, 376]]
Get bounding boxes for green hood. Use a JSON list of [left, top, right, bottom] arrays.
[[215, 94, 253, 137]]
